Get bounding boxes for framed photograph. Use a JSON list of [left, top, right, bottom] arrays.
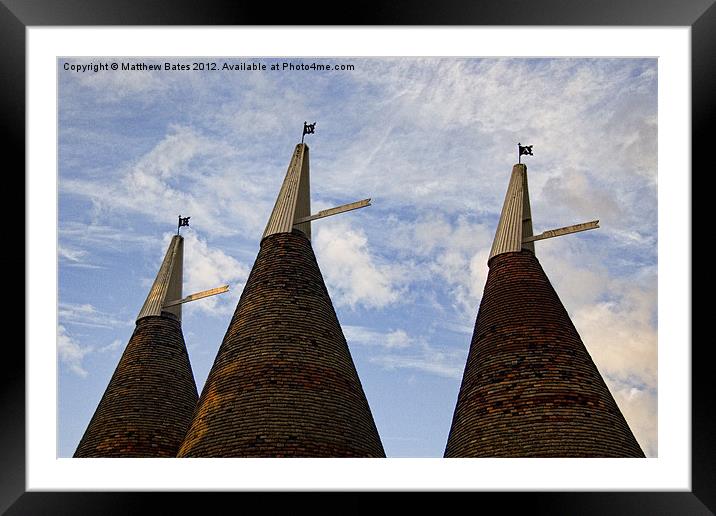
[[9, 0, 709, 512]]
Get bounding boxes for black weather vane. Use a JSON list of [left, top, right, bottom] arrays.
[[177, 215, 190, 235], [302, 121, 316, 143], [518, 143, 533, 164]]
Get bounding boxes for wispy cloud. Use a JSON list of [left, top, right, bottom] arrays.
[[59, 302, 132, 329], [97, 338, 123, 354], [344, 326, 411, 349], [370, 340, 467, 379], [346, 324, 467, 379], [59, 221, 157, 253], [58, 245, 87, 262], [58, 325, 91, 377], [58, 244, 104, 269]]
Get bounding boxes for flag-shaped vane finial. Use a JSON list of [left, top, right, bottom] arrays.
[[177, 215, 190, 235], [302, 121, 316, 143], [518, 143, 533, 164]]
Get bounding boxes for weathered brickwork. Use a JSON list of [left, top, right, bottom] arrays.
[[178, 230, 385, 457], [74, 316, 199, 457], [444, 251, 644, 457]]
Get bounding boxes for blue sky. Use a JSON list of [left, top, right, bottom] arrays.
[[58, 57, 658, 457]]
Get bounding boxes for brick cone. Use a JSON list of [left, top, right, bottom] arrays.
[[444, 251, 644, 457], [178, 230, 385, 457], [74, 316, 199, 457]]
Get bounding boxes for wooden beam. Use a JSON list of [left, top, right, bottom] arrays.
[[294, 198, 371, 225], [523, 220, 600, 243], [164, 285, 229, 308]]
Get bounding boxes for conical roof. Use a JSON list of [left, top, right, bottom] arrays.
[[74, 235, 198, 457], [178, 230, 385, 457], [444, 165, 644, 457], [178, 144, 384, 457]]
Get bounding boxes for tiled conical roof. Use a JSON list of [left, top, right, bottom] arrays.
[[178, 144, 384, 457], [444, 164, 644, 457], [178, 230, 385, 457], [74, 236, 198, 457]]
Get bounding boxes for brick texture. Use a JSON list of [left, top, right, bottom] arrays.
[[444, 251, 644, 457], [177, 230, 385, 457], [74, 316, 199, 457]]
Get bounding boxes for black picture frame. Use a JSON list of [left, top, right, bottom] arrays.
[[5, 0, 709, 513]]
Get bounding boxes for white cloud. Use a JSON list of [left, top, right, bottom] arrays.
[[344, 325, 411, 349], [539, 172, 622, 226], [382, 214, 493, 321], [161, 231, 250, 317], [575, 285, 657, 389], [58, 245, 87, 262], [58, 245, 103, 269], [314, 222, 403, 309], [98, 339, 123, 354], [386, 329, 411, 349], [609, 380, 658, 457], [58, 325, 91, 377]]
